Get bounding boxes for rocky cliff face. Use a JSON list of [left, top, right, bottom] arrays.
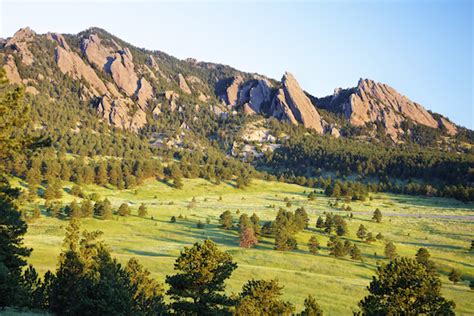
[[0, 27, 462, 142], [322, 78, 456, 139], [270, 72, 323, 133]]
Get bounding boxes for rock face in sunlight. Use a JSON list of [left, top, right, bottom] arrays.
[[0, 26, 461, 140], [270, 72, 324, 133]]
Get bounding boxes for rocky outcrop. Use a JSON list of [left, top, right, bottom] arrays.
[[81, 34, 113, 71], [238, 79, 272, 113], [97, 96, 146, 132], [178, 73, 191, 94], [224, 76, 244, 106], [270, 72, 323, 133], [5, 28, 35, 65], [136, 77, 153, 109], [51, 34, 108, 95], [438, 117, 457, 135], [3, 55, 22, 84], [325, 79, 439, 139], [110, 51, 138, 96]]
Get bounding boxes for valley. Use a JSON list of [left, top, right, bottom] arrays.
[[17, 178, 474, 314]]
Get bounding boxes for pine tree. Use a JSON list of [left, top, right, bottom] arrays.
[[448, 269, 461, 284], [32, 205, 41, 219], [415, 247, 437, 274], [250, 213, 261, 236], [316, 216, 324, 229], [125, 258, 166, 314], [118, 203, 131, 216], [81, 199, 94, 218], [372, 208, 382, 223], [384, 242, 397, 260], [166, 240, 237, 314], [235, 279, 294, 315], [365, 232, 376, 243], [301, 295, 323, 316], [238, 213, 252, 231], [67, 200, 81, 219], [350, 244, 362, 260], [219, 210, 233, 229], [357, 224, 367, 240], [359, 257, 455, 314], [138, 203, 148, 217], [308, 236, 320, 255], [95, 161, 108, 186]]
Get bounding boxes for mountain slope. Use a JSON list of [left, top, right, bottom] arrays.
[[1, 26, 467, 146]]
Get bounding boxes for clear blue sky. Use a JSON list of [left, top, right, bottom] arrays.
[[1, 0, 472, 128]]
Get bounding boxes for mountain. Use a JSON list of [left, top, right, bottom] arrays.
[[0, 27, 469, 146]]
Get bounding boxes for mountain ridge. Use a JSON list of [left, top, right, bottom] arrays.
[[0, 26, 468, 144]]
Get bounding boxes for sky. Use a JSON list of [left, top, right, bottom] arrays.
[[1, 0, 473, 128]]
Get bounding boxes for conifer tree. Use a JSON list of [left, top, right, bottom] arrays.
[[359, 258, 455, 314], [301, 295, 323, 316], [384, 242, 397, 260], [166, 240, 237, 314], [219, 210, 233, 229], [308, 236, 320, 255], [138, 203, 148, 217]]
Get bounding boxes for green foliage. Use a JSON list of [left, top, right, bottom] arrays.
[[301, 295, 323, 316], [219, 210, 233, 229], [138, 203, 148, 217], [235, 279, 294, 316], [359, 257, 455, 315], [384, 242, 397, 260], [372, 208, 382, 223], [307, 236, 320, 255], [118, 203, 131, 216], [448, 269, 462, 284], [165, 239, 237, 314]]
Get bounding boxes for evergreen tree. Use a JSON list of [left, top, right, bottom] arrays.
[[219, 210, 233, 229], [356, 224, 367, 240], [384, 242, 397, 260], [81, 199, 94, 218], [118, 203, 131, 216], [66, 200, 81, 219], [329, 240, 345, 258], [294, 207, 309, 230], [250, 213, 261, 236], [301, 295, 323, 316], [359, 257, 455, 315], [125, 258, 166, 315], [316, 216, 324, 229], [138, 203, 148, 217], [32, 205, 41, 219], [365, 232, 376, 243], [235, 279, 294, 315], [448, 269, 461, 284], [415, 247, 437, 274], [95, 161, 108, 186], [166, 240, 237, 314], [350, 244, 362, 261], [308, 236, 320, 255], [238, 213, 252, 231], [372, 208, 382, 223]]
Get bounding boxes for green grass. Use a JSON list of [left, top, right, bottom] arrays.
[[18, 178, 474, 315]]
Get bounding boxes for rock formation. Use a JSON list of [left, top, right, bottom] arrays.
[[81, 34, 113, 71], [50, 34, 108, 95], [178, 73, 191, 94], [5, 27, 35, 65], [110, 51, 139, 96], [324, 79, 442, 139], [3, 55, 22, 84], [224, 76, 244, 106], [270, 72, 323, 133]]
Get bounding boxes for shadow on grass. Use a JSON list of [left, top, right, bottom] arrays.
[[124, 248, 174, 258]]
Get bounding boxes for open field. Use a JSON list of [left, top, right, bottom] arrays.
[[17, 178, 474, 315]]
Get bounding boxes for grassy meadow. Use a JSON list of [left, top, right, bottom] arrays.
[[16, 178, 474, 315]]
